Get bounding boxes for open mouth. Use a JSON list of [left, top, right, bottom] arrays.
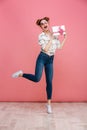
[[44, 26, 47, 29]]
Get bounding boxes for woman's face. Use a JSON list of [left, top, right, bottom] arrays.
[[40, 20, 49, 32]]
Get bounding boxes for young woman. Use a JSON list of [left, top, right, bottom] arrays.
[[12, 17, 67, 114]]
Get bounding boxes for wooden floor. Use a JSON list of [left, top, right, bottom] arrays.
[[0, 102, 87, 130]]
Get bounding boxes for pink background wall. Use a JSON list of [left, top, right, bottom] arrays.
[[0, 0, 87, 101]]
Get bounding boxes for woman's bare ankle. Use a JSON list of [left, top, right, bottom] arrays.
[[19, 73, 23, 77]]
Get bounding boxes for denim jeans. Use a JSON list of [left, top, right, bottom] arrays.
[[23, 52, 54, 99]]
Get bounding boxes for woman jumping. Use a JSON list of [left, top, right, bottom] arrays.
[[12, 17, 67, 114]]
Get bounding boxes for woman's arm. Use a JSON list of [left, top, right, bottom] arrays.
[[43, 37, 53, 52], [59, 34, 67, 49]]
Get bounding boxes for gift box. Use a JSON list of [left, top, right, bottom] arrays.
[[52, 25, 66, 36]]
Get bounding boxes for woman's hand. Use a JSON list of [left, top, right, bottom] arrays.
[[43, 34, 53, 52], [49, 33, 54, 41]]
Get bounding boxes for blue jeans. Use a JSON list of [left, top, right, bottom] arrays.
[[23, 52, 54, 99]]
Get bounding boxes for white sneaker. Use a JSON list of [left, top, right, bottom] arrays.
[[12, 70, 23, 78], [46, 104, 52, 114]]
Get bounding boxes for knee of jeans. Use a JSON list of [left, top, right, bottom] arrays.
[[35, 77, 41, 82]]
